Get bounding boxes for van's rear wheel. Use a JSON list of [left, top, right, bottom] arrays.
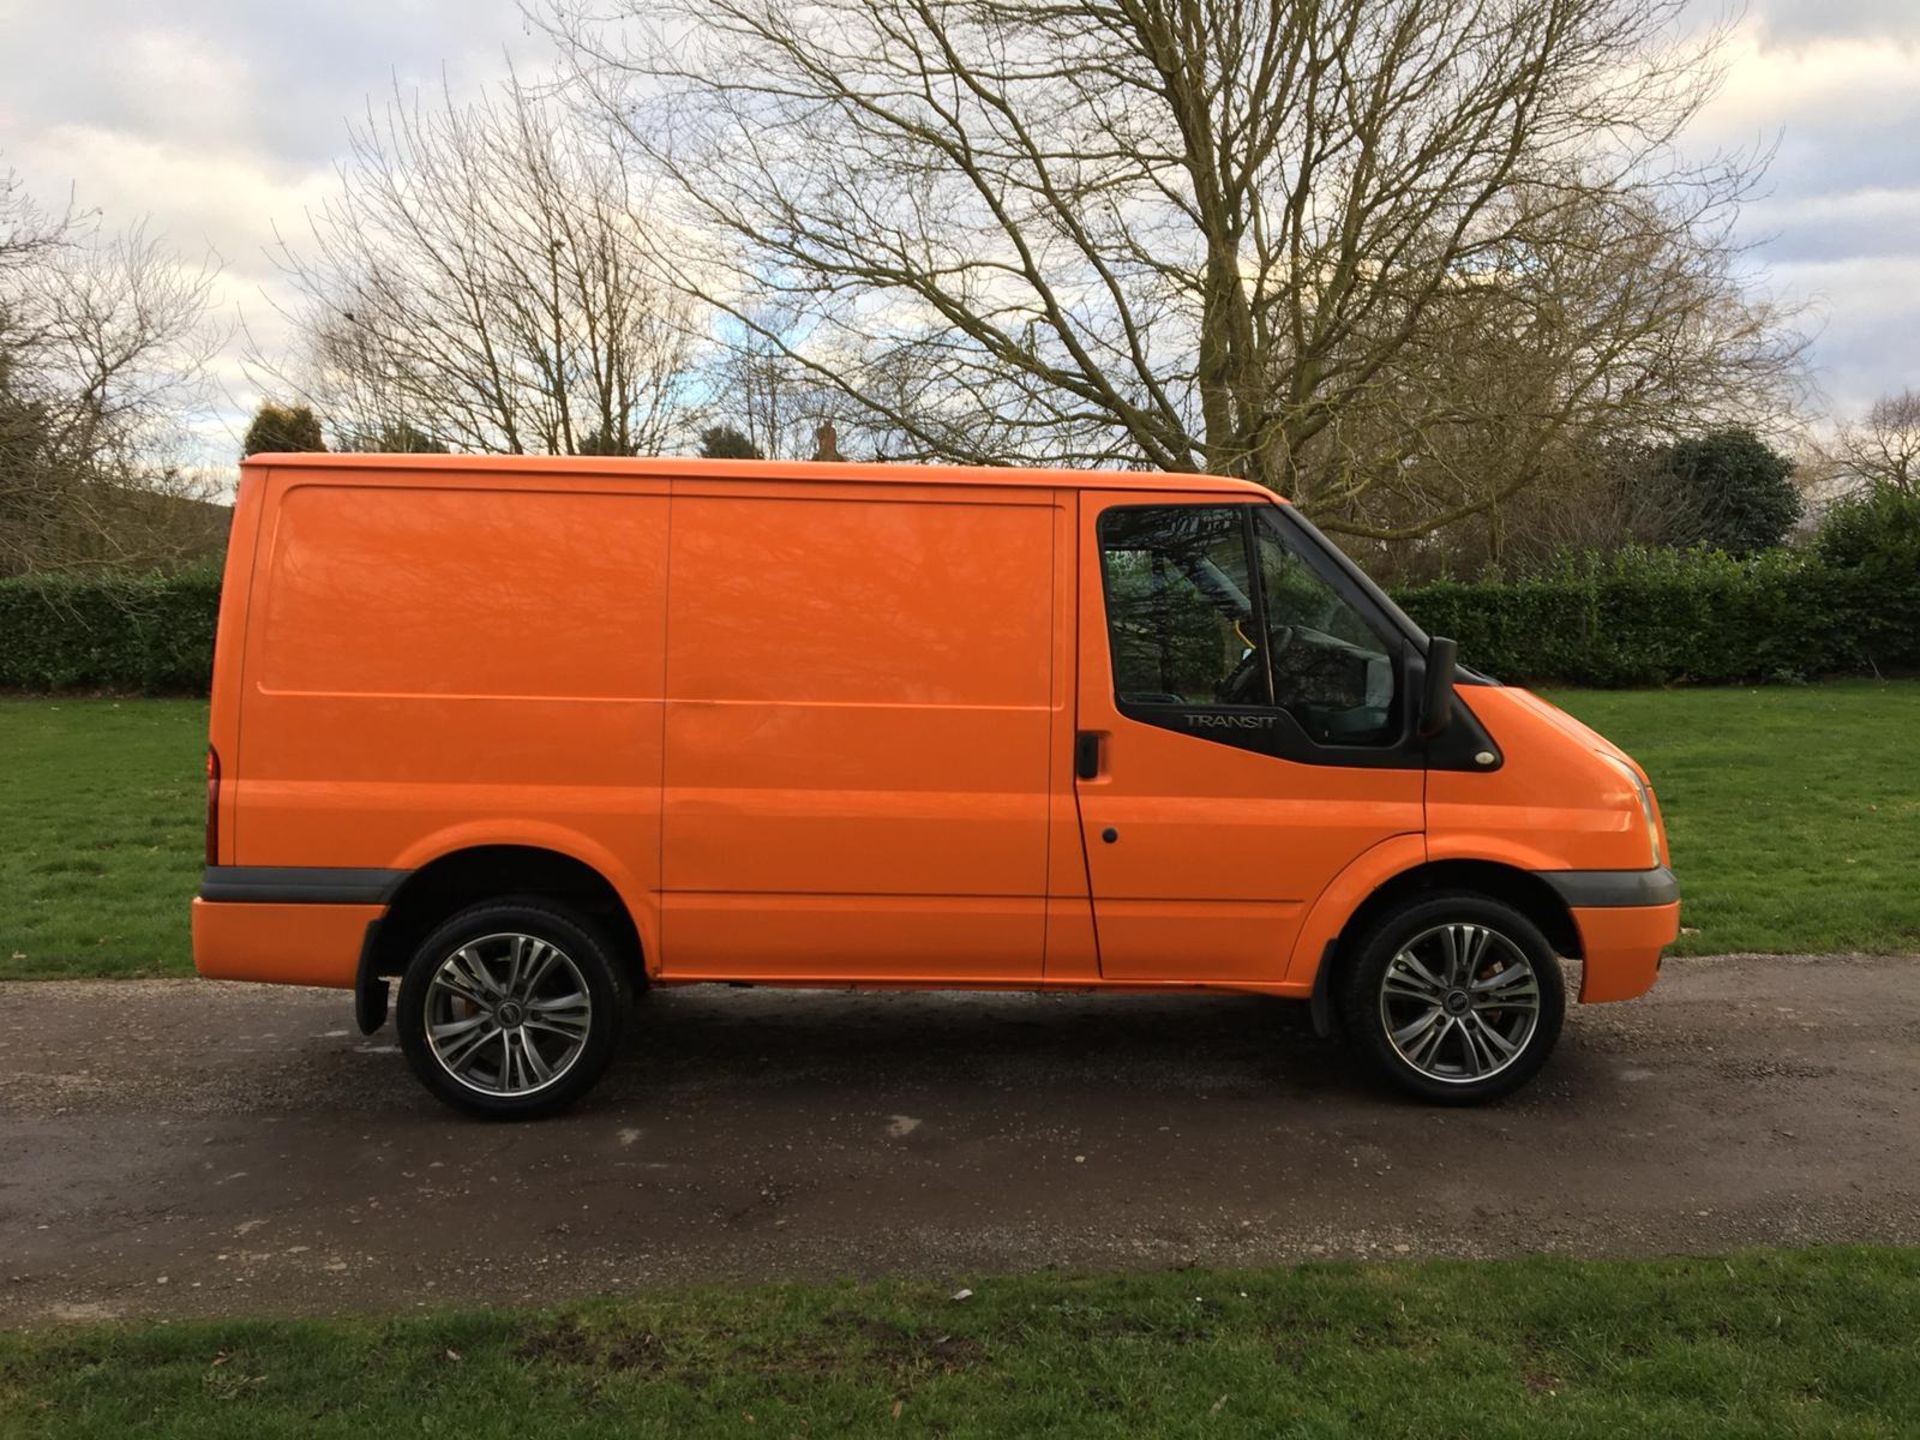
[[397, 899, 630, 1119], [1336, 891, 1565, 1104]]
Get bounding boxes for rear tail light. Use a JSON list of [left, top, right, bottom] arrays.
[[205, 745, 221, 867]]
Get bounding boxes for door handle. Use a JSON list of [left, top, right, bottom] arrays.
[[1074, 731, 1102, 781]]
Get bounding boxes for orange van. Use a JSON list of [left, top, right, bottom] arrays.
[[194, 454, 1679, 1117]]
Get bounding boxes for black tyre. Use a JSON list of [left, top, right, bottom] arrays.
[[1335, 890, 1565, 1104], [396, 897, 632, 1119]]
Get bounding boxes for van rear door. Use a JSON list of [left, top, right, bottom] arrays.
[[1072, 491, 1424, 983]]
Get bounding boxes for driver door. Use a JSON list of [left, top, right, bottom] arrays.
[[1072, 492, 1425, 983]]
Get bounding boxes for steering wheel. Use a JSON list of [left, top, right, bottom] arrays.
[[1215, 647, 1265, 705], [1214, 624, 1298, 705]]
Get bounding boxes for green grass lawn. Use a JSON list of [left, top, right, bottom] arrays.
[[1545, 680, 1920, 956], [4, 1248, 1916, 1438], [1, 682, 1915, 979], [2, 698, 206, 980]]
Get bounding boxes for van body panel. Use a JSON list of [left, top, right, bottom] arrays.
[[655, 896, 1049, 985], [1040, 894, 1104, 986], [1040, 491, 1100, 982], [234, 450, 1281, 499], [1502, 685, 1640, 772], [1071, 490, 1425, 983], [192, 897, 377, 988], [206, 469, 266, 865], [383, 816, 663, 967], [1426, 687, 1656, 874], [657, 481, 1057, 979], [1281, 832, 1432, 988], [231, 476, 670, 927]]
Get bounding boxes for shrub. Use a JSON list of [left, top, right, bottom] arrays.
[[1648, 428, 1803, 557], [698, 424, 763, 460], [0, 567, 221, 693], [1810, 487, 1920, 677], [1395, 541, 1914, 686], [241, 402, 325, 457], [1815, 486, 1920, 572], [3, 514, 1917, 694]]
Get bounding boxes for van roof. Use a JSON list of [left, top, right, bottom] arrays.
[[241, 452, 1286, 501]]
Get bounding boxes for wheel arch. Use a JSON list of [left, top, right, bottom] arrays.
[[1297, 853, 1581, 1038], [1335, 860, 1582, 963], [362, 844, 648, 1001]]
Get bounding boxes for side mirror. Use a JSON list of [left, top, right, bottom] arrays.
[[1418, 636, 1458, 740]]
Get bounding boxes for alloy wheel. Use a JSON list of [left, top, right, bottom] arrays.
[[1377, 922, 1542, 1084], [423, 932, 593, 1096]]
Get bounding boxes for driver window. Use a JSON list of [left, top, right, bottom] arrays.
[[1253, 510, 1397, 744], [1098, 506, 1270, 708]]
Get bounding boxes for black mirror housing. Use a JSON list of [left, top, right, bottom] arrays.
[[1419, 636, 1458, 740]]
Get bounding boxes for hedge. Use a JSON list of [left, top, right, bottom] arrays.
[[0, 568, 221, 694], [1396, 544, 1920, 687], [2, 531, 1917, 695]]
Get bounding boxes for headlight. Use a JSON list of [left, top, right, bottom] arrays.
[[1600, 753, 1662, 868]]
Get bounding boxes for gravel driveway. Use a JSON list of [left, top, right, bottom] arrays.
[[2, 954, 1916, 1324]]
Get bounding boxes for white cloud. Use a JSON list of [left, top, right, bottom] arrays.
[[1680, 11, 1920, 417], [1700, 31, 1920, 133], [22, 125, 333, 277], [1761, 255, 1920, 416], [0, 0, 553, 470]]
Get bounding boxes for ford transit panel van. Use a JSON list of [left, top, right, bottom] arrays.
[[194, 455, 1679, 1116]]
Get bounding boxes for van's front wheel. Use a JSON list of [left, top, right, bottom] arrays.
[[396, 899, 630, 1119], [1336, 892, 1565, 1104]]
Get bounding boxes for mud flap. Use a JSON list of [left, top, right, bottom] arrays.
[[1309, 939, 1338, 1039], [354, 920, 390, 1035]]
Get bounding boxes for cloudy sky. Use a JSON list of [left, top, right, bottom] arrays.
[[1, 0, 1914, 457]]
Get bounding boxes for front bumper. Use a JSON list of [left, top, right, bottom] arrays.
[[1536, 866, 1681, 1004], [1566, 901, 1681, 1002]]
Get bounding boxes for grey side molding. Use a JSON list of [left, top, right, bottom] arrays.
[[199, 866, 408, 905]]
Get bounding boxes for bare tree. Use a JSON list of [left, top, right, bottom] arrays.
[[259, 75, 697, 458], [700, 315, 879, 460], [549, 0, 1802, 536], [1, 166, 225, 576], [1836, 390, 1920, 496], [1, 167, 74, 283]]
